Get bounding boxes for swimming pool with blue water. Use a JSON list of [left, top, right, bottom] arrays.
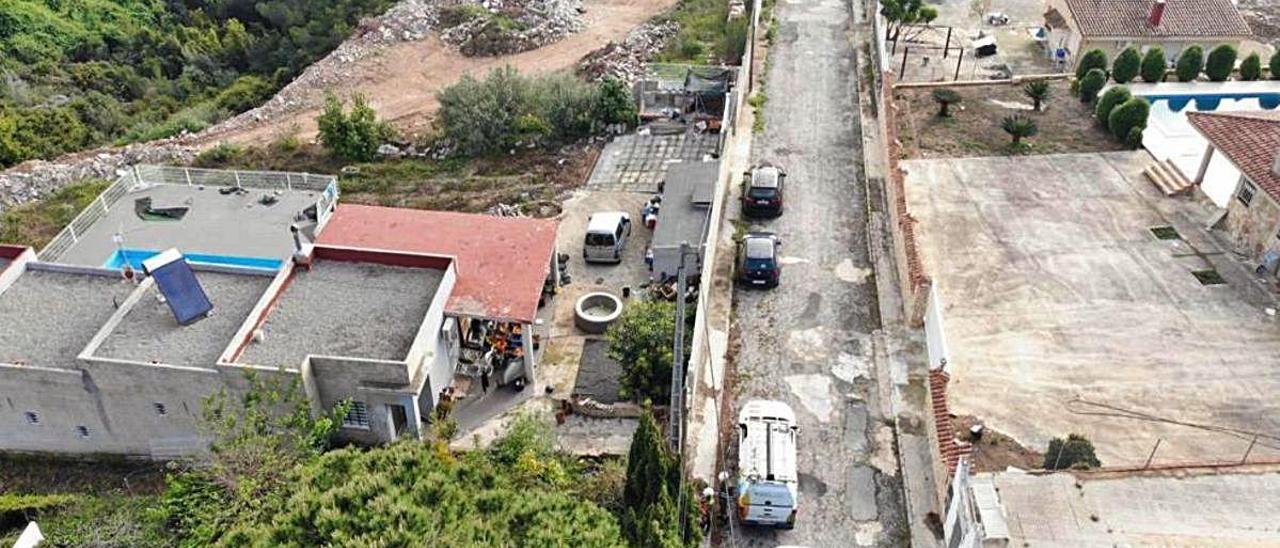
[[1142, 92, 1280, 112], [104, 248, 282, 271]]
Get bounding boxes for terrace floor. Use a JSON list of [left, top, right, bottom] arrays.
[[907, 151, 1280, 466]]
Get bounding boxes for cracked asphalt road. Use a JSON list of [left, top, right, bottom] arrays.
[[727, 0, 907, 545]]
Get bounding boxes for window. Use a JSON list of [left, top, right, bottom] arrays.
[[24, 411, 39, 425], [1238, 181, 1257, 207], [153, 402, 168, 416], [76, 425, 90, 439], [343, 401, 370, 429]]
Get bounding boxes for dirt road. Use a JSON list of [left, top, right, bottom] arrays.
[[196, 0, 675, 147]]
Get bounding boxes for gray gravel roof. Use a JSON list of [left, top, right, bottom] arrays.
[[95, 271, 272, 366], [237, 261, 443, 368], [0, 270, 136, 368]]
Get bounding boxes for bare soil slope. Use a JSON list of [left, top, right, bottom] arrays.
[[195, 0, 676, 147]]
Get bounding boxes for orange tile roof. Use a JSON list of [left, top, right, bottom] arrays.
[[316, 204, 558, 324], [1064, 0, 1250, 38], [1188, 111, 1280, 202]]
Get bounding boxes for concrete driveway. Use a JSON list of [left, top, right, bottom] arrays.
[[728, 0, 907, 545]]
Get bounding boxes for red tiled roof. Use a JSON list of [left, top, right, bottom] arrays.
[[1063, 0, 1250, 38], [1188, 111, 1280, 202], [316, 204, 558, 324], [929, 369, 972, 476]]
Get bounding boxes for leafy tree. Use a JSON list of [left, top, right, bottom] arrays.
[[1176, 45, 1204, 82], [1075, 49, 1108, 79], [1108, 97, 1150, 143], [596, 77, 638, 126], [623, 408, 701, 548], [438, 66, 528, 155], [1000, 115, 1037, 146], [1077, 68, 1106, 102], [1112, 47, 1141, 83], [1140, 48, 1167, 83], [1043, 433, 1101, 469], [1022, 80, 1051, 111], [880, 0, 939, 42], [1095, 86, 1132, 127], [1272, 51, 1280, 80], [932, 88, 961, 117], [1204, 44, 1237, 82], [607, 300, 680, 403], [316, 93, 391, 162], [1240, 52, 1263, 81]]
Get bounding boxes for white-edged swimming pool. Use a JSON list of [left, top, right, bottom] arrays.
[[1127, 82, 1280, 207]]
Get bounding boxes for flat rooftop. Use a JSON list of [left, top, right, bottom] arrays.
[[316, 204, 556, 323], [236, 260, 444, 368], [654, 161, 716, 247], [983, 470, 1280, 546], [57, 183, 322, 267], [0, 269, 136, 368], [906, 151, 1280, 465], [94, 271, 273, 367]]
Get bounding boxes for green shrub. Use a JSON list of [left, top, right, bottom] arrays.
[[1077, 68, 1106, 102], [1112, 48, 1141, 83], [193, 142, 246, 168], [0, 494, 78, 529], [1022, 80, 1051, 111], [1126, 125, 1145, 148], [1140, 48, 1167, 83], [1272, 51, 1280, 80], [1095, 86, 1131, 127], [607, 299, 683, 403], [1204, 44, 1237, 82], [214, 75, 273, 114], [719, 17, 749, 64], [1075, 49, 1108, 79], [1175, 45, 1204, 82], [1108, 97, 1151, 142], [316, 93, 392, 162], [1241, 53, 1263, 81], [121, 103, 224, 144], [932, 88, 962, 117], [1043, 433, 1101, 470], [595, 77, 638, 126], [1000, 114, 1038, 146]]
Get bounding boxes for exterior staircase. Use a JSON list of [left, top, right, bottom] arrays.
[[1143, 159, 1194, 197]]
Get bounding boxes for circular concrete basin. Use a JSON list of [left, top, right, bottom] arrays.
[[575, 292, 624, 334]]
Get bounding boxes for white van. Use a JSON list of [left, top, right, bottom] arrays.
[[736, 399, 799, 529], [583, 211, 632, 263]]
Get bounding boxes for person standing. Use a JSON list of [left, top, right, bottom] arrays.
[[480, 361, 492, 395]]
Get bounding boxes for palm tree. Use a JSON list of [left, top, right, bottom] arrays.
[[932, 88, 962, 117], [1001, 115, 1038, 146], [1022, 80, 1051, 112]]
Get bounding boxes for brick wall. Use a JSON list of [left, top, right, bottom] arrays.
[[879, 72, 932, 326]]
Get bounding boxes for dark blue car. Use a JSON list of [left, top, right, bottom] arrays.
[[737, 232, 781, 288]]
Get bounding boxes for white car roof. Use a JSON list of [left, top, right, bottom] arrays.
[[587, 211, 628, 233], [739, 399, 796, 425]]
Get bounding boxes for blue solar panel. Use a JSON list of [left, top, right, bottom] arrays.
[[142, 249, 213, 325]]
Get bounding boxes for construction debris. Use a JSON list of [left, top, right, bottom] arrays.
[[577, 20, 680, 85]]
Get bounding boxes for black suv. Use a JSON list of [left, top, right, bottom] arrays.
[[742, 164, 785, 218], [737, 232, 781, 288]]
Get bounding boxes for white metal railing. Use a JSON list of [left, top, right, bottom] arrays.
[[37, 165, 338, 262]]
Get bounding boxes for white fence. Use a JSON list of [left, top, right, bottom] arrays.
[[38, 165, 339, 263]]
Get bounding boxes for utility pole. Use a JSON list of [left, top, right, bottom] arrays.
[[669, 241, 691, 454]]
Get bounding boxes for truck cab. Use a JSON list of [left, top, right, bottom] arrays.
[[736, 399, 799, 529]]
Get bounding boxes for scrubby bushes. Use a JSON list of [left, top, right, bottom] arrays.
[[1241, 53, 1263, 81], [1205, 44, 1238, 82], [1141, 48, 1167, 83], [1112, 47, 1141, 83], [1176, 45, 1205, 82], [317, 94, 392, 162], [1078, 68, 1107, 103], [1272, 51, 1280, 80], [1043, 433, 1101, 470], [437, 67, 638, 155]]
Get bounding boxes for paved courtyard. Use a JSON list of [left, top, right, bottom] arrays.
[[906, 151, 1280, 466], [586, 132, 720, 193]]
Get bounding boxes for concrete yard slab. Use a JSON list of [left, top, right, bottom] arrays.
[[586, 132, 719, 193], [986, 470, 1280, 546], [58, 183, 323, 267], [95, 271, 273, 366], [0, 270, 136, 368], [237, 262, 443, 368], [906, 151, 1280, 466]]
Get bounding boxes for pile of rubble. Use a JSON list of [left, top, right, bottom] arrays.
[[441, 0, 585, 57], [0, 144, 198, 212], [577, 20, 680, 85]]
